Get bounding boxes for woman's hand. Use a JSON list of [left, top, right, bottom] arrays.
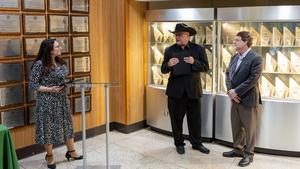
[[50, 86, 65, 93]]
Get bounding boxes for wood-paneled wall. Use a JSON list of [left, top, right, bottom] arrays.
[[125, 0, 147, 124], [10, 0, 147, 149]]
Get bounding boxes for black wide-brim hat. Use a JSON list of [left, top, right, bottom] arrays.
[[169, 23, 197, 36]]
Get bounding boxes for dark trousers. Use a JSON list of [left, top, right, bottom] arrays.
[[168, 95, 202, 147], [231, 101, 259, 156]]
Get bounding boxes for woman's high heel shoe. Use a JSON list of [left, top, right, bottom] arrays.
[[45, 154, 56, 169], [65, 150, 83, 161]]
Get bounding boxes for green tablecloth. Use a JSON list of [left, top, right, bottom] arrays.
[[0, 125, 19, 169]]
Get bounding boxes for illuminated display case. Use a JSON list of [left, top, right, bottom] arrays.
[[149, 21, 214, 92], [216, 6, 300, 153], [146, 8, 216, 139], [219, 21, 300, 99]]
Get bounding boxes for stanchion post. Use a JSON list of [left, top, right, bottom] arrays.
[[75, 83, 119, 169], [104, 84, 110, 169], [81, 85, 87, 169]]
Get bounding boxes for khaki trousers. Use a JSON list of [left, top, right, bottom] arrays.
[[231, 101, 259, 156]]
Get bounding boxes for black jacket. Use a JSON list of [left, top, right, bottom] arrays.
[[161, 42, 209, 99]]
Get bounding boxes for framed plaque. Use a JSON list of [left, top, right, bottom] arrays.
[[72, 56, 90, 73], [22, 0, 45, 11], [73, 94, 91, 114], [50, 36, 69, 54], [72, 36, 89, 53], [0, 14, 20, 34], [49, 15, 69, 33], [25, 60, 33, 80], [24, 14, 46, 34], [26, 83, 36, 103], [24, 37, 45, 57], [0, 62, 23, 84], [0, 38, 21, 58], [1, 108, 25, 129], [71, 0, 89, 13], [0, 84, 24, 108], [48, 0, 68, 11], [0, 0, 19, 10], [71, 16, 89, 33], [72, 75, 91, 93], [27, 105, 36, 124]]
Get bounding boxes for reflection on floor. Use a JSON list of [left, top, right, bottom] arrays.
[[19, 128, 300, 169]]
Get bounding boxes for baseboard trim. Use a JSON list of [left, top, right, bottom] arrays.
[[113, 120, 147, 134], [16, 121, 146, 160]]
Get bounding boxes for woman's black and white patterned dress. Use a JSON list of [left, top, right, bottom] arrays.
[[30, 60, 74, 144]]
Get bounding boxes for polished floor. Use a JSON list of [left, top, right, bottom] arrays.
[[19, 128, 300, 169]]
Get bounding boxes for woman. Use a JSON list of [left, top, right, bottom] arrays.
[[30, 39, 83, 169]]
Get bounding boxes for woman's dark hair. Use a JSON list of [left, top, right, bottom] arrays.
[[31, 38, 65, 70]]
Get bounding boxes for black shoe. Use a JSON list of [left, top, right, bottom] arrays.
[[192, 144, 210, 154], [45, 154, 56, 169], [176, 146, 185, 155], [65, 150, 83, 161], [223, 150, 243, 158], [238, 154, 253, 167]]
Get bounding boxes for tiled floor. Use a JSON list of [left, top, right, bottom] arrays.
[[19, 128, 300, 169]]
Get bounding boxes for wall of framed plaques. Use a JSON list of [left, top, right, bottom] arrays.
[[0, 0, 90, 129]]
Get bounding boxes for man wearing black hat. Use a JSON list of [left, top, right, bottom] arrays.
[[161, 23, 210, 155]]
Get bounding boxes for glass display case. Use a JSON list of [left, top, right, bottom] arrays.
[[149, 21, 214, 92], [216, 6, 300, 154], [146, 8, 215, 139], [219, 21, 300, 100]]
